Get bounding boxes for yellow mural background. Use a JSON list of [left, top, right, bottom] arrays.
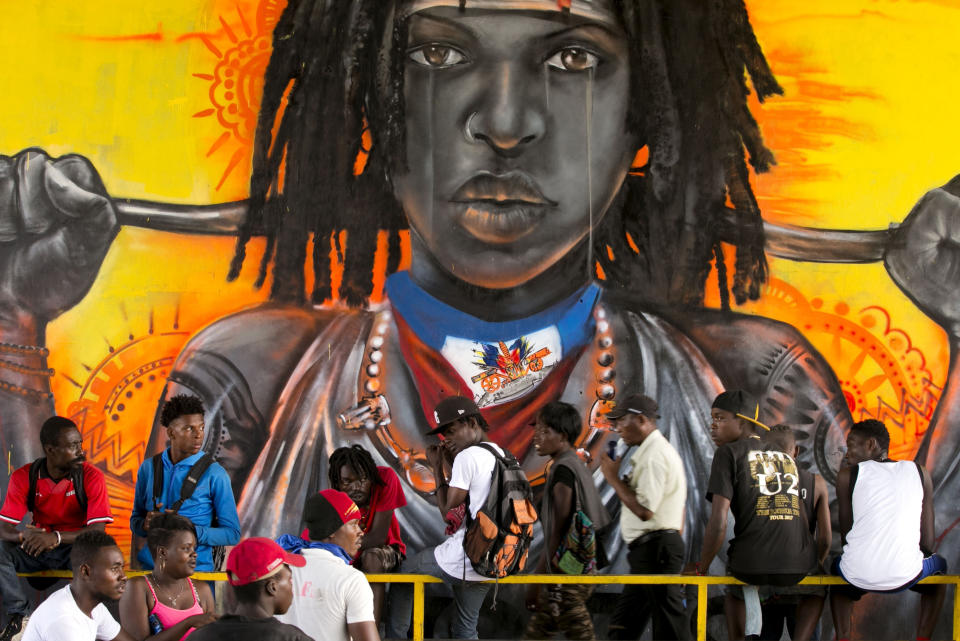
[[1, 0, 959, 547]]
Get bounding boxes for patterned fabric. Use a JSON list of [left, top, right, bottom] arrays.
[[444, 504, 466, 535], [553, 508, 598, 575], [525, 584, 595, 640]]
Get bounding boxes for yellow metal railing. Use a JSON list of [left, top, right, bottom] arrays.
[[20, 571, 960, 641]]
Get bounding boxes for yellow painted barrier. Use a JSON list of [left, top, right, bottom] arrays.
[[18, 571, 960, 641]]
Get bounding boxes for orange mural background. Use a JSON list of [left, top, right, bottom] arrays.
[[1, 0, 959, 552]]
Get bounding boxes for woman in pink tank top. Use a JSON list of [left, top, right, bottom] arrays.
[[120, 514, 217, 640]]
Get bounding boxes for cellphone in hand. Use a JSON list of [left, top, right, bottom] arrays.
[[606, 440, 618, 460]]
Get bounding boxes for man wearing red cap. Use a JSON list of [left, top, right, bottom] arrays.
[[189, 537, 312, 641], [277, 490, 379, 641]]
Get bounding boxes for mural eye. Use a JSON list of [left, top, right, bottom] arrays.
[[409, 44, 468, 69], [545, 46, 599, 72]]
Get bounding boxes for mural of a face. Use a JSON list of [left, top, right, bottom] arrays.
[[394, 3, 636, 289]]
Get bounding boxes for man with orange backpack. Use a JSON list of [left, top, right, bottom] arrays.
[[385, 396, 536, 640]]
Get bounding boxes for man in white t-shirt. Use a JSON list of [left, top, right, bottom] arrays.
[[22, 531, 131, 641], [385, 397, 499, 640], [830, 419, 947, 641], [277, 489, 379, 641]]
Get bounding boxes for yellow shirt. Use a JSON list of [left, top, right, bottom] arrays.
[[619, 429, 687, 543]]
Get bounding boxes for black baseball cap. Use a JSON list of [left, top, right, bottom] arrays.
[[427, 396, 481, 436], [605, 394, 660, 420]]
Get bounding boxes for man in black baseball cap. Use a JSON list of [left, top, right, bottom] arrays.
[[600, 394, 690, 640], [386, 395, 500, 639], [426, 396, 484, 436], [604, 394, 662, 421], [709, 390, 768, 447]]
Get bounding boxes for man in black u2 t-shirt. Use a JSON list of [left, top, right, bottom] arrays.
[[688, 419, 817, 640]]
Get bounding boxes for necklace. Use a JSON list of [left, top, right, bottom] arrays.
[[150, 574, 184, 607], [337, 301, 619, 489]]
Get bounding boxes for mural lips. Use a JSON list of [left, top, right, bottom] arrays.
[[451, 171, 557, 243]]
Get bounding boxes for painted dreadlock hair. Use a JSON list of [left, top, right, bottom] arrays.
[[229, 0, 780, 309]]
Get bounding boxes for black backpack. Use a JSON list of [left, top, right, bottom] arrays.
[[150, 453, 225, 569], [462, 443, 538, 579], [27, 458, 87, 515]]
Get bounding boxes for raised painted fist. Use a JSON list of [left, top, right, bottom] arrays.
[[0, 149, 118, 322], [885, 176, 960, 336]]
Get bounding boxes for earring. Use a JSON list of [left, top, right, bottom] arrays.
[[159, 556, 165, 573]]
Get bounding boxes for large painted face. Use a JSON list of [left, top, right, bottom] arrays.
[[394, 2, 636, 289]]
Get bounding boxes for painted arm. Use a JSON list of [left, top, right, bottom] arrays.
[[0, 150, 118, 496], [885, 178, 960, 488], [836, 466, 854, 546], [813, 474, 832, 565]]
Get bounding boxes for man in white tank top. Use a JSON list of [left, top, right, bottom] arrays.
[[830, 419, 947, 641]]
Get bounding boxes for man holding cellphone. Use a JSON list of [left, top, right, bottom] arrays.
[[599, 394, 689, 641]]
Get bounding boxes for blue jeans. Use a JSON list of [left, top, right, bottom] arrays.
[[385, 547, 491, 640]]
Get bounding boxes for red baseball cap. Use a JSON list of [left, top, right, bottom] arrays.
[[225, 537, 306, 586]]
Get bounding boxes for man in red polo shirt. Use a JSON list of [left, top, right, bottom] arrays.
[[0, 416, 114, 641]]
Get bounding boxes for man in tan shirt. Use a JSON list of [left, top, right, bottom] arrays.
[[600, 394, 689, 641]]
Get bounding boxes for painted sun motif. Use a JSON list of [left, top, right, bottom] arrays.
[[743, 278, 940, 459], [60, 307, 191, 555], [191, 0, 287, 191]]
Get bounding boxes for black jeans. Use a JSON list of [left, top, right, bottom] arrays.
[[0, 541, 72, 616], [609, 531, 690, 641]]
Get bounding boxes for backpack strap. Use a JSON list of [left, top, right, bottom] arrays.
[[69, 464, 87, 516], [169, 454, 215, 513], [473, 442, 514, 465], [151, 453, 165, 510], [27, 458, 87, 516], [26, 458, 44, 513]]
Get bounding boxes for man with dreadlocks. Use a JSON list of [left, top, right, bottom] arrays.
[[4, 0, 960, 637], [318, 445, 406, 625]]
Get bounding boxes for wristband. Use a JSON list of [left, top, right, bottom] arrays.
[[54, 530, 62, 547], [695, 562, 704, 576]]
